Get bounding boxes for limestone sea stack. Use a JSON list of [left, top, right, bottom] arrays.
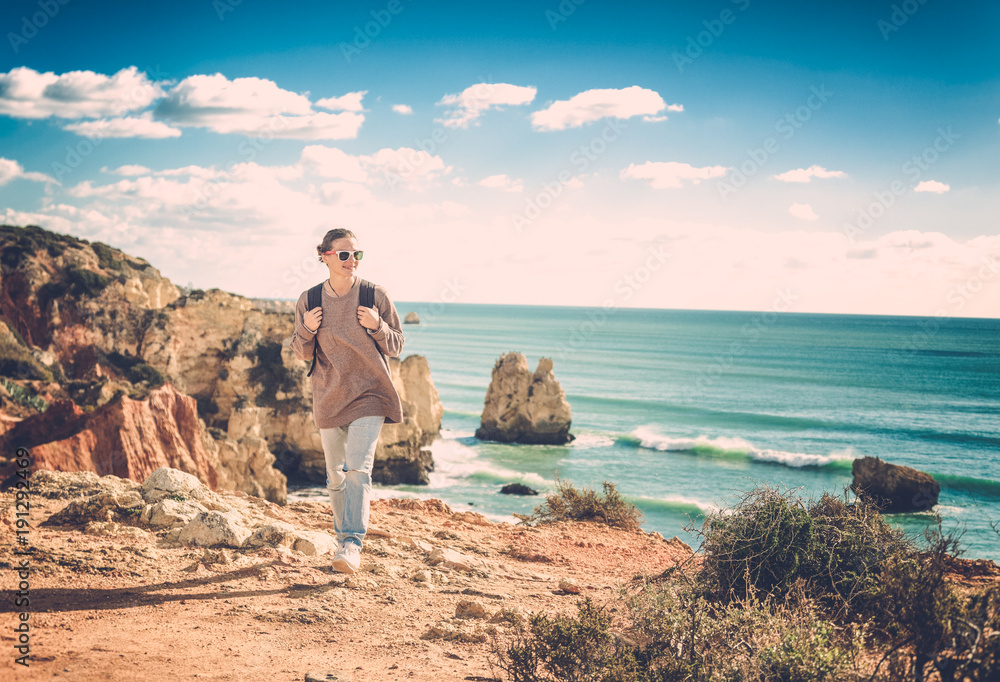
[[403, 312, 420, 324], [476, 353, 573, 445], [851, 456, 940, 513]]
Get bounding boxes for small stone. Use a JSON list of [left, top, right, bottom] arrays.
[[559, 578, 581, 594], [344, 576, 377, 590], [292, 530, 337, 556], [455, 600, 488, 620], [244, 522, 297, 549], [489, 606, 530, 626]]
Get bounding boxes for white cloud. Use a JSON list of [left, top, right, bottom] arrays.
[[773, 165, 847, 183], [361, 147, 452, 188], [531, 86, 675, 131], [478, 174, 523, 192], [300, 145, 368, 183], [788, 202, 819, 220], [621, 161, 728, 189], [107, 165, 152, 176], [0, 157, 56, 185], [155, 73, 363, 139], [436, 83, 537, 129], [63, 112, 182, 139], [392, 104, 413, 115], [320, 181, 376, 206], [315, 91, 367, 112], [299, 145, 452, 189], [914, 180, 950, 193], [14, 155, 997, 318], [0, 66, 164, 120]]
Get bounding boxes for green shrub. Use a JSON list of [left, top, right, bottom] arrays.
[[492, 579, 860, 682], [0, 224, 81, 267], [495, 483, 995, 682], [698, 487, 818, 602], [92, 241, 125, 273], [491, 598, 690, 682], [66, 266, 112, 298], [0, 376, 48, 411], [0, 327, 52, 381], [757, 620, 850, 682], [696, 487, 912, 613], [103, 351, 166, 388], [516, 478, 643, 532]]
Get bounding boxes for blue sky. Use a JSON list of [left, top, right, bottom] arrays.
[[1, 0, 998, 315]]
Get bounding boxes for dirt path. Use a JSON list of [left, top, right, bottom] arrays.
[[1, 494, 693, 681]]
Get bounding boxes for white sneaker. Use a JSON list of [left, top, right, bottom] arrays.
[[332, 543, 361, 575]]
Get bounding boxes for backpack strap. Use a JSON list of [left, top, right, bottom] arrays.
[[359, 278, 375, 309], [305, 281, 324, 377], [359, 279, 385, 362]]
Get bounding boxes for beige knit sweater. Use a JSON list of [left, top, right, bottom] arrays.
[[290, 278, 404, 429]]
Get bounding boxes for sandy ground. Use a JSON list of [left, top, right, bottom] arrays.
[[1, 492, 694, 682]]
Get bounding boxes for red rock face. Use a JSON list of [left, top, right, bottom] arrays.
[[1, 383, 217, 488]]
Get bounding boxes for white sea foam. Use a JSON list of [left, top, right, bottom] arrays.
[[633, 426, 754, 453], [632, 493, 720, 513], [427, 433, 549, 489], [632, 426, 854, 468], [570, 433, 617, 449]]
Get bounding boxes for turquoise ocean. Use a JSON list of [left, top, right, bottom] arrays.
[[293, 304, 1000, 561]]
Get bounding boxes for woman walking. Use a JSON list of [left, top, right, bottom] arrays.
[[290, 228, 404, 574]]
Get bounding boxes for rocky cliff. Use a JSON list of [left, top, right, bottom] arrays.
[[0, 224, 442, 499], [476, 352, 573, 445]]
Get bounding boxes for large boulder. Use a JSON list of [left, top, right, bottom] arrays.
[[476, 353, 573, 445], [851, 456, 940, 513]]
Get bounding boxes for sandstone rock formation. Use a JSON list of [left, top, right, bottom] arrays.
[[476, 353, 573, 445], [404, 312, 419, 324], [0, 225, 443, 497], [851, 456, 940, 513], [0, 383, 218, 487]]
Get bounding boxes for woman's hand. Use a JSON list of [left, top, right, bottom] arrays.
[[303, 306, 322, 333], [358, 305, 381, 331]]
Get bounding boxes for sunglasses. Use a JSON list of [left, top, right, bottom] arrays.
[[324, 250, 364, 261]]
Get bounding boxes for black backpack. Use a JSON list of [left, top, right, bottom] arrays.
[[306, 279, 378, 377]]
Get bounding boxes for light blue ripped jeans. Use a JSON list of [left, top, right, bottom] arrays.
[[320, 415, 384, 550]]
